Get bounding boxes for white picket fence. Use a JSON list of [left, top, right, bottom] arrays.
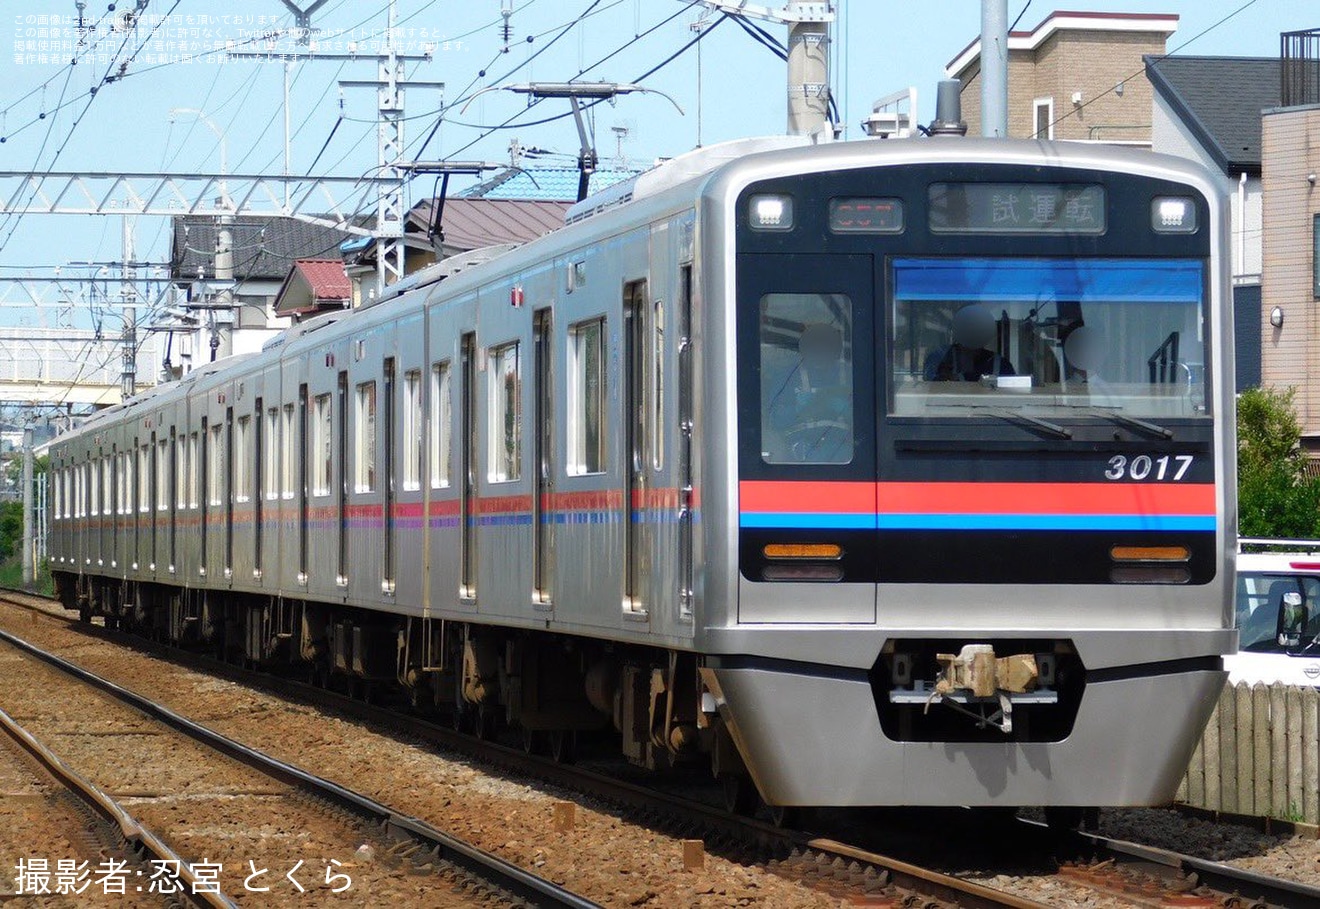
[[1178, 681, 1320, 824]]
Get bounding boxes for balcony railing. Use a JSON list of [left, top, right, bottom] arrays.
[[1281, 28, 1320, 108]]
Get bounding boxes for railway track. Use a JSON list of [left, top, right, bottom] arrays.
[[0, 705, 167, 907], [3, 588, 1316, 908], [0, 600, 598, 908]]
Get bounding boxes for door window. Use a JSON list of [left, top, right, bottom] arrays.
[[758, 293, 854, 465]]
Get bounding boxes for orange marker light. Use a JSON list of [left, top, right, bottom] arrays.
[[1110, 546, 1190, 562], [763, 543, 843, 560]]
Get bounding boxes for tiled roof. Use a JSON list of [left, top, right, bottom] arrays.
[[170, 216, 361, 282], [273, 258, 351, 317], [458, 167, 640, 202], [1145, 55, 1280, 175], [294, 259, 351, 299], [408, 197, 570, 251]]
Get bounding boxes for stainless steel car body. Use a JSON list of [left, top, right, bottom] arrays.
[[49, 135, 1234, 807]]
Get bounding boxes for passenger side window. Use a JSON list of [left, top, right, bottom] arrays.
[[568, 319, 605, 475], [403, 369, 422, 491], [488, 342, 521, 483], [264, 408, 280, 501], [175, 436, 188, 510], [138, 444, 151, 512], [235, 415, 251, 503], [312, 393, 332, 496], [187, 433, 199, 509], [355, 381, 377, 493], [157, 439, 170, 511], [281, 405, 295, 499], [430, 362, 452, 489], [207, 426, 223, 506]]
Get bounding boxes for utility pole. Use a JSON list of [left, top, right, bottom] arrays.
[[121, 216, 138, 398], [21, 425, 33, 587], [981, 0, 1009, 137], [211, 214, 234, 362], [233, 0, 442, 299], [694, 1, 835, 138]]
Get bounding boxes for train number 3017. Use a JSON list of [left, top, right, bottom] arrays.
[[1104, 454, 1194, 481]]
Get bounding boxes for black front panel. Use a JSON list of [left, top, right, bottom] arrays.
[[735, 160, 1218, 586]]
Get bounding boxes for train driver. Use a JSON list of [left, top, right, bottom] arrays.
[[923, 304, 1016, 382], [762, 321, 853, 463]]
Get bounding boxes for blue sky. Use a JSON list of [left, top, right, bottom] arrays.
[[0, 0, 1308, 286]]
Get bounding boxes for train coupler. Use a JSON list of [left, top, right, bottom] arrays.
[[888, 644, 1058, 734]]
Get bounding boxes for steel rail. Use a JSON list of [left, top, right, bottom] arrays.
[[26, 589, 1306, 908], [1056, 823, 1320, 909], [0, 623, 601, 909], [0, 703, 239, 908], [0, 590, 1050, 908]]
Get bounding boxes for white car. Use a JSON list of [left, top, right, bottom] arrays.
[[1226, 539, 1320, 687]]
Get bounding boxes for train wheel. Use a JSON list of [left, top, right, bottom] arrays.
[[767, 804, 800, 829], [521, 727, 543, 756], [721, 774, 757, 816], [548, 730, 575, 764]]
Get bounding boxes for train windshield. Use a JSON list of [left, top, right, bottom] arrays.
[[890, 258, 1208, 420]]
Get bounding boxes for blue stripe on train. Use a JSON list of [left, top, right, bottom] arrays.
[[741, 512, 1217, 531]]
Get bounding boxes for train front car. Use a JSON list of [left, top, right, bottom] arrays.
[[699, 139, 1234, 811]]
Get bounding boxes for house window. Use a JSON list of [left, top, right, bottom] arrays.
[[488, 342, 521, 482], [1034, 97, 1053, 139], [1313, 214, 1320, 299]]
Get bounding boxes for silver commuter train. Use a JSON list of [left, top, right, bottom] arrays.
[[49, 135, 1236, 815]]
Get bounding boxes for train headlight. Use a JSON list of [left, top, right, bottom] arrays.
[[749, 193, 793, 231], [1152, 196, 1197, 233]]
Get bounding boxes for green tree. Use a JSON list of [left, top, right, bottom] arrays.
[[0, 500, 20, 560], [1237, 387, 1320, 539]]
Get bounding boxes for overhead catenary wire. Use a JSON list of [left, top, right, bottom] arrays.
[[0, 1, 185, 254], [0, 3, 145, 126], [436, 1, 710, 160]]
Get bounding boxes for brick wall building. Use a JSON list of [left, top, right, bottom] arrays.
[[946, 11, 1176, 144], [1260, 105, 1320, 446]]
